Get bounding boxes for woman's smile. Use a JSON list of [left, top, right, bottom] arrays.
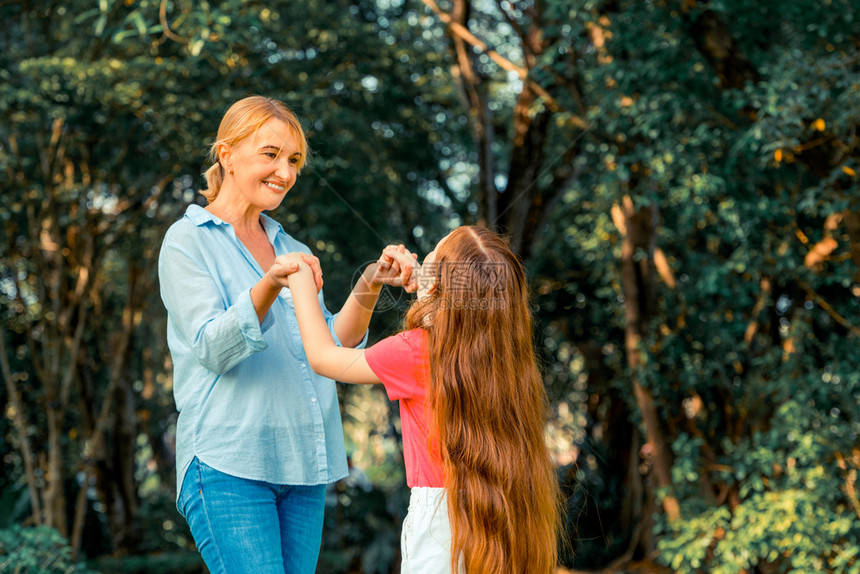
[[263, 179, 287, 193]]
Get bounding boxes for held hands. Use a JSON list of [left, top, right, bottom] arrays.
[[371, 245, 419, 293], [266, 253, 323, 291], [265, 244, 419, 298]]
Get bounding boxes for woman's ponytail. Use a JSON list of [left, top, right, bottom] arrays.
[[201, 160, 224, 203]]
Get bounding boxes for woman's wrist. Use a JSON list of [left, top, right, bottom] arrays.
[[261, 272, 284, 292]]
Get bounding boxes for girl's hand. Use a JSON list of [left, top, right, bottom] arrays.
[[374, 245, 419, 293]]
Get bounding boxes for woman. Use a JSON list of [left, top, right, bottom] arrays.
[[158, 95, 413, 574]]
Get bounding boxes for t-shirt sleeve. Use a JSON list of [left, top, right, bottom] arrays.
[[364, 329, 429, 401]]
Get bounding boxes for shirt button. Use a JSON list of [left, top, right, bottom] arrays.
[[300, 363, 306, 368], [318, 434, 324, 441], [311, 397, 317, 403]]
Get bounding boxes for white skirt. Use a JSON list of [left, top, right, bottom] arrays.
[[400, 487, 465, 573]]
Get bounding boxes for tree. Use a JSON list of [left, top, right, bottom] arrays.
[[419, 0, 860, 569]]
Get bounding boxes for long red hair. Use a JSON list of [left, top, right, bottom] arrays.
[[406, 226, 560, 573]]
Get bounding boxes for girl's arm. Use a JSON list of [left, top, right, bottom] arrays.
[[332, 246, 417, 348], [288, 261, 381, 384]]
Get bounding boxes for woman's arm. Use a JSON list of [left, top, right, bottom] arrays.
[[288, 261, 381, 384], [332, 246, 417, 348], [249, 258, 296, 324], [330, 263, 383, 348]]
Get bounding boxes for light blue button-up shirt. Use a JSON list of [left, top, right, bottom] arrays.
[[158, 205, 355, 498]]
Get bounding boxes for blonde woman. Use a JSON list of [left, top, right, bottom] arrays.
[[158, 96, 413, 574]]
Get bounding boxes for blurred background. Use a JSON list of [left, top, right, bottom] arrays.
[[1, 0, 859, 572]]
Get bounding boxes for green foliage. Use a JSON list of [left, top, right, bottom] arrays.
[[531, 0, 860, 570], [0, 483, 31, 530], [0, 526, 98, 574], [658, 371, 860, 573], [86, 551, 204, 574]]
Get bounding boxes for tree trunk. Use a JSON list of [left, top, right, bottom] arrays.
[[448, 0, 498, 225], [613, 196, 681, 537], [44, 406, 68, 537], [685, 8, 759, 90], [76, 264, 145, 555], [0, 327, 43, 526], [503, 89, 552, 259]]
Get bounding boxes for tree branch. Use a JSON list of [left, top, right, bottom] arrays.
[[420, 0, 586, 124], [0, 325, 43, 525], [160, 0, 189, 43]]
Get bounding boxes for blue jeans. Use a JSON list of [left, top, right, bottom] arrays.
[[177, 457, 326, 574]]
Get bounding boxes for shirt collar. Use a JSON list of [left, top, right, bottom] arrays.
[[184, 204, 285, 242], [259, 212, 285, 242]]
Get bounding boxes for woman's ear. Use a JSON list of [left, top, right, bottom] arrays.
[[217, 142, 233, 174]]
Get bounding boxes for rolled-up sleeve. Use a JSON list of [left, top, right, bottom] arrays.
[[159, 227, 270, 374]]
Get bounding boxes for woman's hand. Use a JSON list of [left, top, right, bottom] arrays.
[[266, 253, 307, 289], [265, 252, 322, 289], [299, 253, 324, 292], [253, 252, 320, 325], [371, 245, 419, 293]]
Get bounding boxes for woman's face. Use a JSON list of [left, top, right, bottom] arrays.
[[221, 118, 302, 212]]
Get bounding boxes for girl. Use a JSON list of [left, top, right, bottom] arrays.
[[280, 226, 560, 573]]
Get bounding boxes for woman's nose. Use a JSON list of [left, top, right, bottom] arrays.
[[273, 159, 295, 180]]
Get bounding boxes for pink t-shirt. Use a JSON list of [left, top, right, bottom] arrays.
[[364, 328, 444, 488]]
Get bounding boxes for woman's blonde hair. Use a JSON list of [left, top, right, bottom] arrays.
[[406, 226, 561, 574], [201, 95, 308, 202]]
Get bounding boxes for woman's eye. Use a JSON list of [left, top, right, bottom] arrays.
[[264, 152, 278, 159], [289, 158, 299, 165]]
